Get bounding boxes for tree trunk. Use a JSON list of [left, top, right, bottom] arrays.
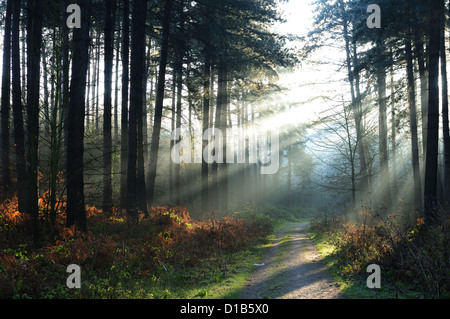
[[114, 7, 120, 143], [211, 61, 223, 212], [405, 6, 423, 211], [441, 0, 450, 205], [175, 61, 183, 205], [413, 31, 428, 156], [219, 58, 229, 213], [61, 2, 70, 157], [95, 32, 100, 132], [202, 53, 211, 213], [11, 0, 28, 213], [168, 76, 176, 203], [66, 0, 91, 232], [1, 0, 12, 189], [376, 38, 392, 209], [26, 0, 43, 242], [136, 6, 148, 216], [86, 43, 91, 130], [147, 0, 173, 208], [390, 49, 398, 203], [127, 0, 147, 218], [424, 0, 441, 220], [120, 0, 129, 209], [103, 0, 115, 213]]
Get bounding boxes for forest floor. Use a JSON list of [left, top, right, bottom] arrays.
[[239, 223, 342, 299]]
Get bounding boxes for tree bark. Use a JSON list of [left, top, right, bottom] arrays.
[[66, 0, 91, 231], [424, 0, 441, 220], [1, 0, 12, 189], [376, 38, 392, 209], [175, 60, 183, 205], [11, 0, 28, 213], [202, 53, 211, 212], [413, 31, 428, 156], [440, 0, 450, 205], [120, 0, 129, 209], [127, 0, 147, 218], [147, 0, 173, 208], [136, 7, 148, 216], [219, 58, 229, 213], [103, 0, 115, 213], [26, 0, 43, 242], [390, 48, 398, 203], [405, 4, 423, 211]]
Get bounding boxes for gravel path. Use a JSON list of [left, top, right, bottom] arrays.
[[240, 223, 342, 299]]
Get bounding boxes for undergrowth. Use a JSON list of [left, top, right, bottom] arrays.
[[308, 209, 450, 299], [0, 195, 274, 299]]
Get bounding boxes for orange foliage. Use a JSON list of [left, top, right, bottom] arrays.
[[0, 192, 272, 298]]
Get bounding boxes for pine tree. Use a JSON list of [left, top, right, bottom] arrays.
[[67, 0, 91, 231], [1, 0, 12, 189]]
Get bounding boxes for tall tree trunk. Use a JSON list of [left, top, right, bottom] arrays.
[[1, 0, 12, 189], [127, 0, 147, 218], [424, 0, 441, 221], [20, 19, 26, 100], [376, 38, 392, 209], [212, 62, 223, 211], [219, 58, 229, 213], [441, 0, 450, 205], [175, 61, 183, 205], [61, 1, 70, 160], [86, 43, 91, 131], [147, 0, 173, 207], [168, 76, 176, 203], [120, 0, 129, 209], [136, 7, 148, 216], [202, 53, 211, 213], [66, 0, 91, 232], [114, 7, 120, 143], [89, 32, 97, 131], [414, 31, 428, 156], [390, 49, 398, 203], [26, 0, 43, 242], [95, 32, 100, 132], [405, 3, 423, 211], [103, 0, 115, 213], [11, 0, 27, 213]]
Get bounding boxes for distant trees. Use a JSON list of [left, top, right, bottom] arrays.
[[308, 0, 450, 223]]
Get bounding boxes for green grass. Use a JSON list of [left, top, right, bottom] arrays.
[[120, 221, 297, 299], [141, 237, 276, 299]]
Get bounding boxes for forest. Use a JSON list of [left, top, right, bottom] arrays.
[[0, 0, 448, 301]]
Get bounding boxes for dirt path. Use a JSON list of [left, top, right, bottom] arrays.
[[240, 223, 342, 299]]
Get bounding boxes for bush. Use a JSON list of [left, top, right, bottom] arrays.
[[0, 196, 274, 298], [309, 209, 450, 298]]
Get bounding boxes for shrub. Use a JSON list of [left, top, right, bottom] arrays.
[[0, 193, 273, 298], [309, 209, 449, 298]]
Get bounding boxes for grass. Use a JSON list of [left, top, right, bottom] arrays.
[[140, 218, 301, 299]]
